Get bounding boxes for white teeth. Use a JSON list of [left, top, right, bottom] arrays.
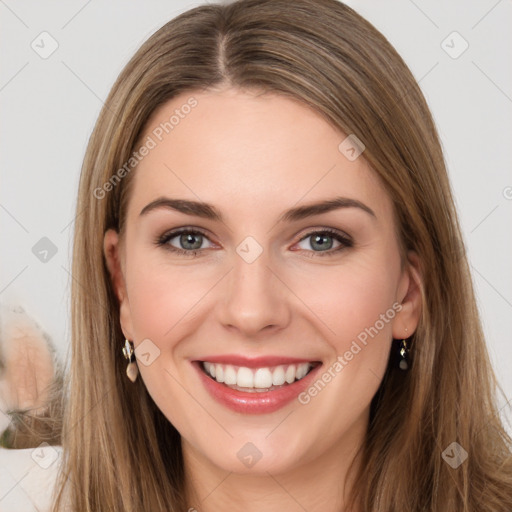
[[201, 361, 314, 389], [272, 366, 286, 386], [237, 367, 254, 388], [285, 365, 296, 384], [216, 365, 224, 383], [224, 365, 237, 385], [254, 368, 273, 388], [296, 364, 307, 380]]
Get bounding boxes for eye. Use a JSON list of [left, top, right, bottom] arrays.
[[156, 228, 215, 256], [294, 228, 353, 257]]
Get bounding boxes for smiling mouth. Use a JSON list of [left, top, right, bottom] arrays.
[[200, 361, 321, 393]]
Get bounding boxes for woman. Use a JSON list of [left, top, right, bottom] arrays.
[[13, 0, 511, 510]]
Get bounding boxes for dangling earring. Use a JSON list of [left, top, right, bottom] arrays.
[[398, 338, 409, 370], [122, 339, 139, 383]]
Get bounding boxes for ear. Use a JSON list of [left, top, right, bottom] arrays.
[[392, 250, 423, 339], [103, 229, 134, 341]]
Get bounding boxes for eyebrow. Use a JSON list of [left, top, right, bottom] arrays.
[[139, 196, 376, 222]]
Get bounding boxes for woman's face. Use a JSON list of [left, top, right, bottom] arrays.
[[104, 87, 421, 476]]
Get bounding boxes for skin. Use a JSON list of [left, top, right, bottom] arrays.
[[104, 86, 422, 512]]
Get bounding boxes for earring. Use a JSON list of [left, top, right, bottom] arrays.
[[398, 338, 409, 370], [122, 339, 139, 383]]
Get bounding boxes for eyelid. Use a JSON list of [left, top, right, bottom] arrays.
[[296, 226, 352, 242]]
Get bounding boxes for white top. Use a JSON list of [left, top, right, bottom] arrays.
[[0, 445, 63, 512]]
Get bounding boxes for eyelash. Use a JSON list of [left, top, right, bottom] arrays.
[[155, 227, 353, 258]]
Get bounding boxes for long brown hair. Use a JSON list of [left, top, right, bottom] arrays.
[[47, 0, 512, 510]]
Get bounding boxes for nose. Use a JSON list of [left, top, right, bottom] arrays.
[[216, 248, 291, 338]]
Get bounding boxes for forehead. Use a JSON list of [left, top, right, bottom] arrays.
[[127, 87, 392, 223]]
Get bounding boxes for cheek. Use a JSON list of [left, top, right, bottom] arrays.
[[124, 245, 211, 340], [123, 252, 214, 422], [293, 253, 399, 349], [287, 254, 400, 444], [286, 251, 401, 412]]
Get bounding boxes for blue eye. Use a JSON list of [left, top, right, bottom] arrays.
[[156, 228, 352, 257], [157, 229, 213, 257], [295, 229, 353, 257]]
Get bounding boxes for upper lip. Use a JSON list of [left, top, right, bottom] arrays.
[[194, 355, 321, 368]]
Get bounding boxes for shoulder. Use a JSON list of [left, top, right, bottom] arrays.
[[0, 444, 63, 512]]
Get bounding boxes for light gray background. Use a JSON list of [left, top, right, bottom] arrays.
[[1, 1, 511, 429]]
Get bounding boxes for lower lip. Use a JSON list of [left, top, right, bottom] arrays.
[[193, 361, 322, 414]]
